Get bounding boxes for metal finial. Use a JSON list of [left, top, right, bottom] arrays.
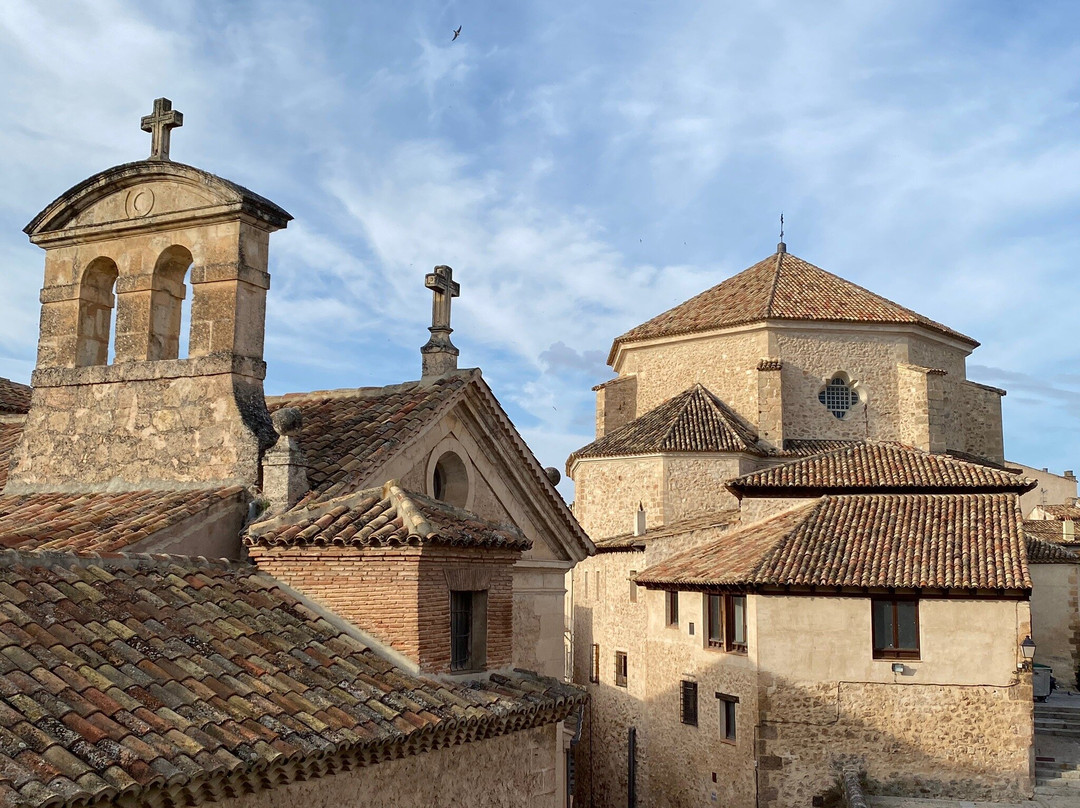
[[777, 212, 787, 254]]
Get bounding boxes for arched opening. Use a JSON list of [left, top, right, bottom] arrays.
[[818, 372, 861, 419], [432, 451, 469, 508], [149, 245, 194, 360], [76, 257, 119, 367]]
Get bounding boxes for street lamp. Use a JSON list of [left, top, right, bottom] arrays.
[[1020, 635, 1036, 671]]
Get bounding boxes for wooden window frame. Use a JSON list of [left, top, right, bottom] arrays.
[[680, 680, 698, 726], [706, 594, 724, 648], [715, 692, 738, 742], [725, 594, 747, 653], [665, 590, 679, 627], [615, 651, 628, 687], [872, 596, 920, 660]]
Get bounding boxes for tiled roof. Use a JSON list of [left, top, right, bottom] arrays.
[[0, 550, 582, 808], [610, 249, 975, 360], [1023, 519, 1079, 545], [267, 375, 469, 506], [593, 511, 741, 553], [247, 481, 532, 551], [568, 384, 763, 467], [781, 438, 860, 457], [636, 493, 1029, 592], [1026, 536, 1079, 564], [0, 487, 247, 553], [0, 380, 31, 415], [0, 424, 24, 491], [1037, 503, 1080, 521], [729, 442, 1035, 495]]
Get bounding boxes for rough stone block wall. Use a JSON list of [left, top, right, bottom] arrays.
[[249, 545, 517, 673], [958, 380, 1005, 463], [1030, 563, 1080, 689], [595, 375, 637, 438], [571, 457, 665, 540], [663, 455, 743, 523], [757, 365, 784, 449], [216, 723, 561, 808], [6, 363, 274, 492], [615, 329, 768, 427], [756, 678, 1033, 806]]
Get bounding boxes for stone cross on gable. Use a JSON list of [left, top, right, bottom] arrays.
[[421, 265, 461, 380], [140, 98, 183, 161]]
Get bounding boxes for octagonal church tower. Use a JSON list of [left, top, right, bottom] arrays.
[[570, 241, 1005, 539], [6, 99, 291, 493]]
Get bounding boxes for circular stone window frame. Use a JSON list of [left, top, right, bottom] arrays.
[[816, 371, 865, 421], [425, 437, 475, 511]]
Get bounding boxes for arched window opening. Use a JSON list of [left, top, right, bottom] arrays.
[[432, 451, 469, 508], [76, 257, 119, 367], [818, 373, 860, 419], [149, 245, 193, 361]]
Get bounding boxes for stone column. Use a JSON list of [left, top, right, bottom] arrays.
[[261, 408, 309, 511]]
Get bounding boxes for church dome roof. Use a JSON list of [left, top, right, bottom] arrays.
[[610, 248, 977, 362]]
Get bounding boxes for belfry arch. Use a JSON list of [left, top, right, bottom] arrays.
[[148, 245, 194, 361], [75, 257, 119, 367]]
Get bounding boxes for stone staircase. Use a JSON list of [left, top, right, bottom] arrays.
[[1035, 701, 1080, 799]]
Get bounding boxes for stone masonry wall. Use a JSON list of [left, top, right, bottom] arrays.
[[6, 359, 274, 492], [571, 456, 665, 540], [216, 723, 561, 808], [249, 545, 517, 673], [1030, 562, 1080, 689], [757, 679, 1032, 806], [663, 455, 744, 523]]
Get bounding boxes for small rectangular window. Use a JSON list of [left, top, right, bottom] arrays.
[[450, 590, 488, 671], [872, 597, 920, 659], [583, 571, 589, 601], [615, 651, 628, 687], [716, 693, 738, 741], [629, 570, 638, 603], [707, 594, 723, 648], [590, 643, 600, 683], [680, 680, 698, 726], [666, 591, 679, 627], [726, 594, 747, 653]]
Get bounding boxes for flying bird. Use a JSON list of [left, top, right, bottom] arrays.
[[452, 25, 462, 41]]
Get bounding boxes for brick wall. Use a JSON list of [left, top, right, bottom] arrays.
[[250, 545, 518, 673]]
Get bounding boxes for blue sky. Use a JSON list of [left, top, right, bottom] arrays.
[[2, 0, 1080, 497]]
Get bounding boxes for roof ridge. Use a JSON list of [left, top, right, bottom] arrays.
[[764, 248, 784, 317], [658, 385, 705, 448]]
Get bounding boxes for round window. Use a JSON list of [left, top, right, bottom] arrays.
[[818, 375, 860, 419], [432, 451, 469, 507]]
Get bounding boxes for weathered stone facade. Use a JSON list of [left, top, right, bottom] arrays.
[[215, 724, 563, 808], [10, 161, 290, 492], [1030, 562, 1080, 689]]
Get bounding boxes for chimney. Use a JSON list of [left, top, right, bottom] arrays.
[[261, 407, 309, 511], [634, 503, 646, 537], [1066, 470, 1076, 481], [421, 265, 461, 380], [1064, 520, 1075, 542]]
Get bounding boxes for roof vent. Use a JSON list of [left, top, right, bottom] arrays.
[[634, 503, 646, 537]]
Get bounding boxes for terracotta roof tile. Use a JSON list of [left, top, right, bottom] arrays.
[[729, 442, 1035, 495], [1037, 503, 1080, 521], [781, 438, 861, 457], [636, 493, 1029, 592], [0, 551, 581, 807], [267, 376, 469, 506], [611, 250, 975, 359], [593, 511, 741, 552], [568, 384, 763, 467], [0, 425, 24, 492], [1025, 536, 1079, 564], [1022, 519, 1080, 546], [0, 488, 248, 554], [0, 382, 30, 416], [247, 482, 531, 551]]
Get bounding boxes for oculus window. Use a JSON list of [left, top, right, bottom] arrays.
[[818, 374, 860, 419]]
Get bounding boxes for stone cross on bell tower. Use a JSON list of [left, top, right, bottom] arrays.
[[421, 265, 461, 380], [140, 98, 183, 161]]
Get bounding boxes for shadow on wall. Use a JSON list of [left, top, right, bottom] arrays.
[[572, 641, 1032, 808]]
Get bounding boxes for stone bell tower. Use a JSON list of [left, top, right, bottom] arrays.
[[6, 99, 292, 493]]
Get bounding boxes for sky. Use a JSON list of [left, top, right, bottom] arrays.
[[2, 0, 1080, 499]]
